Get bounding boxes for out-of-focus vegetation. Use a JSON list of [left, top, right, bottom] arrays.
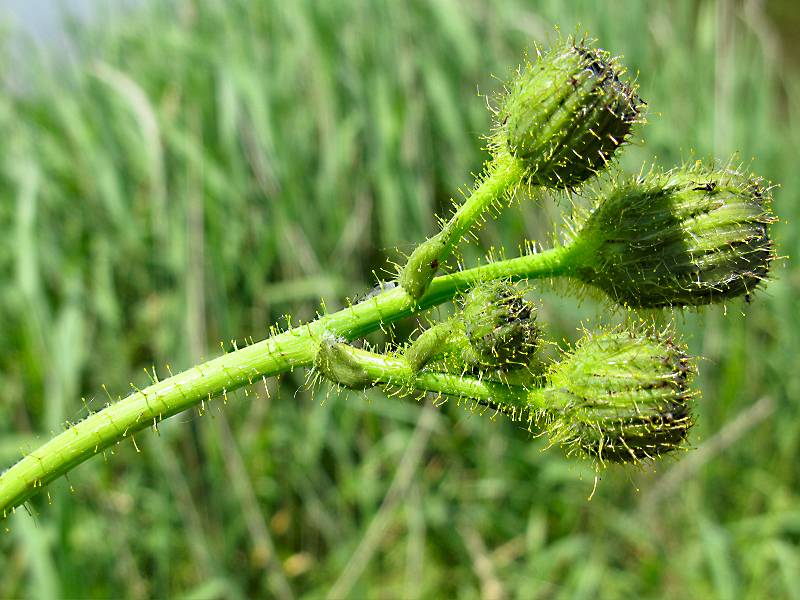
[[0, 0, 798, 598]]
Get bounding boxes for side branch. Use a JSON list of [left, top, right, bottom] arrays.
[[0, 246, 572, 516]]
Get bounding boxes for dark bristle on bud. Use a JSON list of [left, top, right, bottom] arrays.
[[572, 163, 776, 307], [544, 329, 695, 464], [500, 39, 644, 188]]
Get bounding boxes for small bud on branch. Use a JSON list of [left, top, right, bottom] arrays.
[[405, 281, 540, 373]]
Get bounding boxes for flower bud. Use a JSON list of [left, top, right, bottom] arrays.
[[571, 163, 776, 307], [399, 232, 447, 302], [499, 38, 643, 188], [403, 282, 541, 374], [460, 281, 540, 369], [543, 329, 694, 464], [404, 321, 457, 372]]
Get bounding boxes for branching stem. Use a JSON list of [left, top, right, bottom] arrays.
[[438, 154, 524, 262], [0, 242, 582, 516], [399, 153, 525, 298], [329, 344, 549, 417]]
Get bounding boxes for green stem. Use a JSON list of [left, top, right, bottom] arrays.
[[0, 242, 581, 517], [399, 153, 525, 299], [439, 153, 524, 259], [337, 344, 549, 418]]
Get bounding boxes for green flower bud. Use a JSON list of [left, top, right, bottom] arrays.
[[315, 336, 374, 390], [499, 38, 643, 188], [571, 162, 776, 307], [460, 281, 540, 369], [543, 329, 694, 464], [404, 321, 457, 372], [403, 282, 541, 374]]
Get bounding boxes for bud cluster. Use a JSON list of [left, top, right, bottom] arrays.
[[314, 321, 696, 466], [318, 33, 777, 471], [0, 29, 783, 520]]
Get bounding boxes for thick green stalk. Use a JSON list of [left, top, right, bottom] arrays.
[[399, 153, 525, 299], [438, 153, 524, 259], [0, 243, 580, 516]]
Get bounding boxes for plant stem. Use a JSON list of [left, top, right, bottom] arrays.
[[438, 153, 524, 260], [399, 153, 525, 298], [332, 344, 549, 419], [0, 242, 580, 517]]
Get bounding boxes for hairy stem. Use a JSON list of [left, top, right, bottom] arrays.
[[399, 153, 525, 298], [0, 242, 580, 516], [438, 153, 524, 261], [330, 344, 549, 418]]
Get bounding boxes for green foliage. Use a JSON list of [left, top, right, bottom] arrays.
[[0, 0, 798, 599]]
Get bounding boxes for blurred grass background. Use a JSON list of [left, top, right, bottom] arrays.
[[0, 0, 798, 598]]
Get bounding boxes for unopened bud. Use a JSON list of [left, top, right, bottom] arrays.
[[404, 282, 541, 373], [399, 232, 446, 302], [500, 38, 643, 188], [315, 337, 374, 390], [572, 162, 775, 307], [460, 281, 540, 369], [544, 329, 694, 464]]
